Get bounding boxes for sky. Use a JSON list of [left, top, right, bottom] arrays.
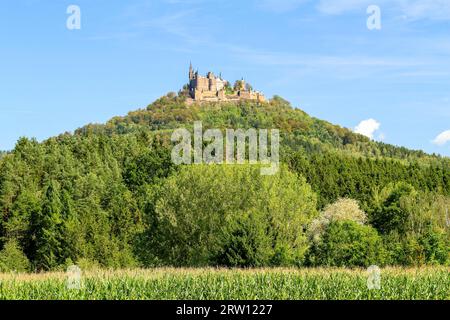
[[1, 0, 450, 156]]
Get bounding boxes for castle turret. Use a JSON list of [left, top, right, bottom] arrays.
[[189, 62, 194, 81]]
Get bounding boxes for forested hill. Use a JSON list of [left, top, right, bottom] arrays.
[[72, 93, 450, 207], [0, 93, 449, 271], [76, 94, 445, 164]]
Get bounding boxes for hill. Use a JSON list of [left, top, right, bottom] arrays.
[[0, 93, 448, 270], [77, 94, 443, 163]]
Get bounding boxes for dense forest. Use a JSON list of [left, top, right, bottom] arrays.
[[0, 93, 448, 271]]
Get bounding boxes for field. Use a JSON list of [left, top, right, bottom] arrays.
[[0, 267, 448, 300]]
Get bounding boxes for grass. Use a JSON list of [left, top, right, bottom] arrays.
[[0, 267, 448, 300]]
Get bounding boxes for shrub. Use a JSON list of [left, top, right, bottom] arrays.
[[419, 229, 449, 265], [0, 240, 30, 272], [385, 230, 449, 266], [383, 232, 424, 266], [309, 221, 386, 267], [75, 258, 101, 271], [308, 198, 367, 243]]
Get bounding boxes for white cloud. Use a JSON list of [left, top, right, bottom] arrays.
[[432, 130, 450, 146], [354, 119, 381, 139]]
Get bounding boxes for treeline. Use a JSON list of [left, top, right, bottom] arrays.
[[286, 150, 450, 208], [0, 94, 448, 271]]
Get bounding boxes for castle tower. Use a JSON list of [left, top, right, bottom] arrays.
[[189, 62, 194, 81], [240, 78, 246, 91]]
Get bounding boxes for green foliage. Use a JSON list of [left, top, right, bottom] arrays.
[[34, 180, 65, 270], [0, 240, 30, 272], [369, 184, 449, 266], [145, 164, 317, 267], [308, 198, 367, 243], [418, 229, 449, 265], [0, 134, 151, 270], [369, 182, 417, 235], [75, 257, 101, 271], [384, 230, 449, 266], [233, 80, 244, 91], [309, 221, 386, 267], [224, 83, 234, 95], [287, 152, 450, 209], [0, 94, 449, 270], [123, 142, 175, 190], [214, 209, 274, 267]]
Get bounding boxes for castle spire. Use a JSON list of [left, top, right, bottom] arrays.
[[189, 62, 194, 80]]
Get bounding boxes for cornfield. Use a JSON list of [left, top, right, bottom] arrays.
[[0, 267, 448, 300]]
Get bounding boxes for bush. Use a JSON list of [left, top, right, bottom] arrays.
[[0, 240, 30, 272], [384, 230, 449, 266], [370, 185, 449, 266], [419, 229, 449, 265], [309, 221, 386, 267], [213, 209, 273, 267], [383, 232, 424, 266], [308, 198, 367, 243], [145, 164, 318, 267], [75, 258, 102, 271]]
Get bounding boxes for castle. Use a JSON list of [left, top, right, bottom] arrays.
[[187, 63, 265, 103]]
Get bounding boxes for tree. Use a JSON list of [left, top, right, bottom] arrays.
[[145, 164, 318, 267], [233, 80, 244, 91], [123, 143, 175, 190], [0, 240, 30, 272], [369, 182, 417, 235], [308, 198, 367, 243], [418, 229, 448, 265], [33, 180, 65, 270], [309, 221, 386, 267], [1, 94, 450, 270]]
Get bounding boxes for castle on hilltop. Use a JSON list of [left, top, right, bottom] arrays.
[[187, 63, 265, 103]]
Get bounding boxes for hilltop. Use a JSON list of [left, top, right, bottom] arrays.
[[76, 93, 444, 164]]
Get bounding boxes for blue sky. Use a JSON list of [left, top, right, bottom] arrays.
[[1, 0, 450, 156]]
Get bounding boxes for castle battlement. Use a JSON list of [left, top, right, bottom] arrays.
[[187, 63, 265, 104]]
